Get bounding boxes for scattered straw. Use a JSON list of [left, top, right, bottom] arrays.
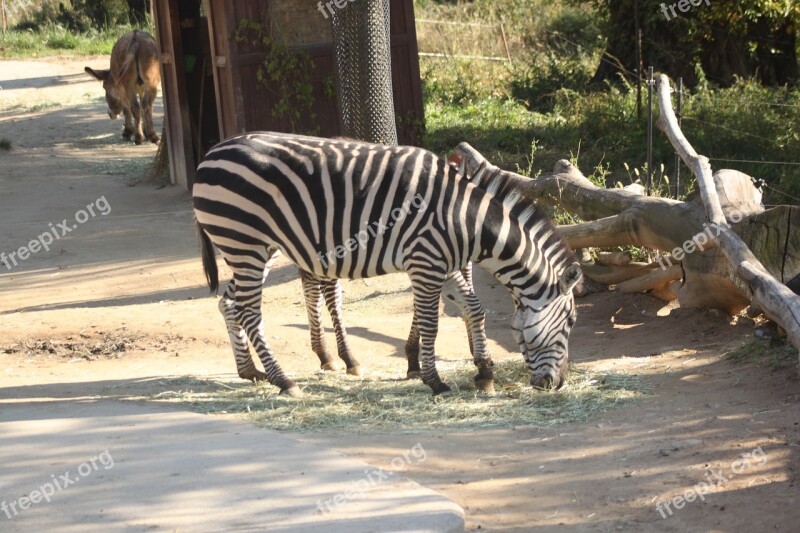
[[1, 331, 143, 360], [138, 360, 648, 432], [725, 338, 797, 372]]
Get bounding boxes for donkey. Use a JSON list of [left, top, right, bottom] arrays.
[[85, 30, 161, 144]]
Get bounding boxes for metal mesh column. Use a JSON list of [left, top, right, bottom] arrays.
[[330, 0, 398, 146]]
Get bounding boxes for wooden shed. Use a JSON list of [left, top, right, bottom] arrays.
[[152, 0, 425, 190]]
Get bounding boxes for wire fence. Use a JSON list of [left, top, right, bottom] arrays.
[[415, 18, 511, 62]]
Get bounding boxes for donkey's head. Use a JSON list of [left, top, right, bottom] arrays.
[[84, 67, 124, 119]]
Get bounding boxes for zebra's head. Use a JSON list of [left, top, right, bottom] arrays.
[[511, 263, 582, 390]]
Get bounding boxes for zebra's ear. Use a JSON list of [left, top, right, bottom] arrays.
[[559, 263, 583, 295]]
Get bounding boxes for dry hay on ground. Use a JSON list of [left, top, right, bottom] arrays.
[[139, 360, 649, 431]]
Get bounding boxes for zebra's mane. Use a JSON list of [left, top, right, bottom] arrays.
[[469, 161, 578, 270]]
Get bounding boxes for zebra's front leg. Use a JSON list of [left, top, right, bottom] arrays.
[[321, 278, 361, 376], [405, 313, 422, 379], [405, 266, 480, 381], [442, 273, 495, 395], [408, 270, 450, 396], [218, 280, 267, 381], [299, 270, 340, 372]]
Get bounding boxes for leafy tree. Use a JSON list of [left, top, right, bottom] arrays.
[[581, 0, 798, 86]]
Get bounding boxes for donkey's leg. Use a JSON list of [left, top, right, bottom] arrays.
[[140, 86, 160, 144], [407, 267, 449, 395], [299, 270, 339, 372], [130, 95, 144, 144], [321, 278, 361, 375], [218, 279, 266, 381], [122, 106, 134, 141]]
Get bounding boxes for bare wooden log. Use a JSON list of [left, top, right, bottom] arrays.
[[581, 263, 660, 285], [557, 214, 642, 249], [616, 264, 682, 293], [656, 74, 800, 356], [596, 251, 633, 266], [655, 77, 726, 226], [651, 283, 680, 302]]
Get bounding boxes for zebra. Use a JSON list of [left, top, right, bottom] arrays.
[[206, 143, 491, 390], [291, 154, 543, 389], [193, 132, 582, 397]]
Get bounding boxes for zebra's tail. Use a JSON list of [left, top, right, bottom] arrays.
[[196, 219, 219, 294]]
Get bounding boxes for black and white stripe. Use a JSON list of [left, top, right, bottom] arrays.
[[194, 132, 581, 396]]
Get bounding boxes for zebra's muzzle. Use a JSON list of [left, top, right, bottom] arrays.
[[529, 373, 564, 391]]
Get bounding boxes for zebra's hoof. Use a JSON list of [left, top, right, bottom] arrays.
[[431, 383, 452, 396], [346, 365, 362, 376], [475, 378, 496, 396], [321, 361, 341, 372], [239, 369, 268, 382], [279, 386, 303, 398], [406, 370, 422, 380]]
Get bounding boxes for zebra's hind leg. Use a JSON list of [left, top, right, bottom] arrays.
[[407, 268, 450, 396], [321, 278, 361, 376], [231, 249, 300, 397], [299, 270, 340, 372], [218, 279, 267, 381]]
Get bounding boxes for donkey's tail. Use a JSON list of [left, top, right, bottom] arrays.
[[196, 218, 219, 294]]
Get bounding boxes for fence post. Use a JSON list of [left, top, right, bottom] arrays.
[[646, 66, 654, 196], [635, 0, 641, 120], [674, 77, 683, 198], [499, 22, 511, 62]]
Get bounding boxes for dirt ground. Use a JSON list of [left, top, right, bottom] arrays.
[[1, 58, 799, 532]]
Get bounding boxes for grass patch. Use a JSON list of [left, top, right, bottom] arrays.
[[0, 139, 10, 151], [138, 360, 648, 432], [725, 338, 797, 371], [0, 27, 126, 58]]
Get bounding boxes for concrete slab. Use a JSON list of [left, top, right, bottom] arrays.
[[0, 400, 464, 532]]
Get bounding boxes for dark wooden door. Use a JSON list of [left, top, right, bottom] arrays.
[[206, 0, 424, 145], [153, 0, 196, 188]]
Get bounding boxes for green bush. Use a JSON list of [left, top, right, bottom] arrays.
[[44, 31, 80, 50], [12, 0, 130, 32]]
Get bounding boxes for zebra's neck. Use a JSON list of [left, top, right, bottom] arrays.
[[465, 185, 566, 309]]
